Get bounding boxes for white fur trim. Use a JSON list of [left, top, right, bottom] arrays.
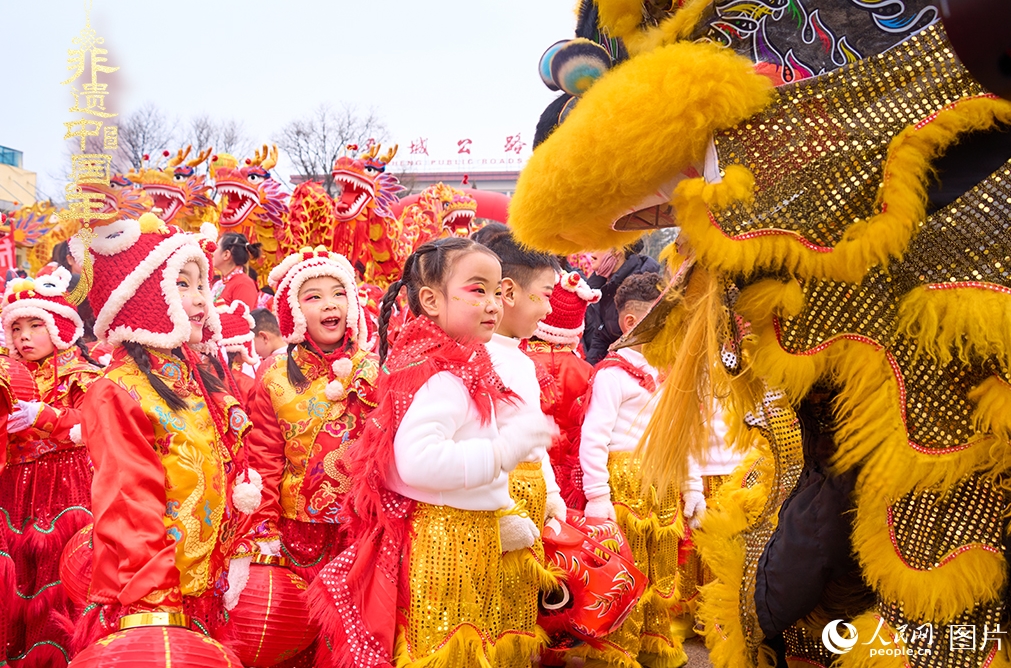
[[89, 218, 143, 256], [69, 424, 83, 444], [33, 267, 72, 296], [535, 320, 585, 346], [224, 556, 251, 611], [2, 303, 84, 356], [560, 270, 601, 303], [216, 299, 256, 329], [94, 232, 219, 349], [273, 252, 370, 351], [267, 250, 309, 290], [199, 222, 218, 242]]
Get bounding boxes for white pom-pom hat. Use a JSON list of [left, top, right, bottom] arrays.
[[2, 267, 85, 358]]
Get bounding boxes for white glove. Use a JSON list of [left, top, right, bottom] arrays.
[[8, 401, 42, 434], [257, 539, 282, 557], [494, 414, 553, 472], [223, 556, 251, 611], [499, 514, 539, 552], [682, 490, 707, 530], [544, 491, 567, 523], [584, 495, 617, 521]]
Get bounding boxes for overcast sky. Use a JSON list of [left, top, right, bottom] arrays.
[[0, 0, 576, 201]]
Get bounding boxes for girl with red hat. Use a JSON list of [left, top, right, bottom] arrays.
[[234, 246, 380, 664], [70, 214, 259, 646], [0, 266, 102, 667]]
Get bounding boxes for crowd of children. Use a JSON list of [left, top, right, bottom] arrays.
[[0, 212, 717, 668]]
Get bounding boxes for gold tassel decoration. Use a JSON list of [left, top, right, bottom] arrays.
[[66, 225, 96, 306]]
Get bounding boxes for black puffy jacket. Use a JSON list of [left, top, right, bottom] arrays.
[[582, 253, 661, 365]]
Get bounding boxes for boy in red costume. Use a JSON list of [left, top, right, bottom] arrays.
[[522, 269, 601, 509]]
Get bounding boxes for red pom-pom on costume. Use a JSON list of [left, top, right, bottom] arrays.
[[59, 524, 94, 611], [215, 555, 318, 667], [70, 614, 242, 667]]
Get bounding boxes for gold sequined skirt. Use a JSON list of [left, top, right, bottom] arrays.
[[499, 462, 554, 665], [394, 502, 544, 668], [570, 452, 687, 666]]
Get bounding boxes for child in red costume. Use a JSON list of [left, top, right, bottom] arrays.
[[72, 214, 259, 646], [522, 269, 601, 509], [238, 247, 378, 583], [0, 361, 16, 668], [309, 237, 553, 668], [236, 247, 379, 667], [213, 299, 261, 407], [0, 267, 101, 667]]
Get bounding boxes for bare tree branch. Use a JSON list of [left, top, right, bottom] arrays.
[[274, 103, 388, 196], [116, 103, 179, 171], [182, 115, 254, 158]]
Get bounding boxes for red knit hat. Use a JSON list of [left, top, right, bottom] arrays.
[[535, 270, 601, 346], [268, 246, 369, 351], [69, 213, 222, 349], [2, 266, 84, 358], [215, 299, 259, 366]]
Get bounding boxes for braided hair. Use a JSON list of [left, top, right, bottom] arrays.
[[122, 341, 226, 412], [75, 339, 103, 368], [377, 237, 499, 363]]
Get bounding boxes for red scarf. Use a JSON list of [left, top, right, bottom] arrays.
[[309, 317, 514, 668], [594, 351, 657, 394]]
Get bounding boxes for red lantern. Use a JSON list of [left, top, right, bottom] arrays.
[[6, 358, 40, 401], [217, 555, 319, 666], [70, 613, 242, 667], [59, 523, 93, 610]]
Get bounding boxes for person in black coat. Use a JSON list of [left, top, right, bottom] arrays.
[[582, 239, 660, 365]]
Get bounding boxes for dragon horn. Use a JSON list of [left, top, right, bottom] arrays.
[[380, 144, 399, 164], [261, 145, 278, 171], [167, 146, 192, 168], [187, 147, 213, 168], [361, 143, 380, 160]]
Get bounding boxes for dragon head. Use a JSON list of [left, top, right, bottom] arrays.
[[128, 146, 216, 231], [29, 174, 154, 275], [417, 183, 478, 241], [330, 143, 400, 222], [78, 174, 154, 223], [213, 144, 287, 232]]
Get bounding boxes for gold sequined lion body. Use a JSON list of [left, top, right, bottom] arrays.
[[510, 2, 1011, 667]]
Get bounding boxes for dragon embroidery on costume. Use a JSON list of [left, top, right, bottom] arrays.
[[129, 146, 217, 232], [330, 143, 403, 289], [512, 1, 1011, 667], [397, 182, 478, 254], [28, 175, 153, 274], [212, 144, 289, 281]]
